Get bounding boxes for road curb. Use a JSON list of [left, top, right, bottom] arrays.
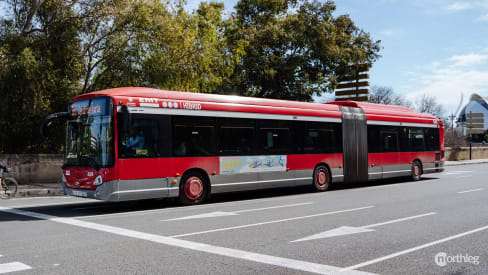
[[14, 187, 64, 198], [445, 161, 488, 166]]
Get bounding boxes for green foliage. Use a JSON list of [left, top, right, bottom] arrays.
[[226, 0, 381, 100], [0, 0, 381, 153], [0, 0, 84, 153], [91, 0, 237, 93]]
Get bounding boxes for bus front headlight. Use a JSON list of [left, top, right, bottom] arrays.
[[93, 175, 103, 186]]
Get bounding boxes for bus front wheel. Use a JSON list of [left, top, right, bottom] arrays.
[[179, 172, 209, 205], [313, 165, 331, 192]]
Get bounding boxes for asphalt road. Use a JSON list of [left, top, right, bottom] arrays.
[[0, 164, 487, 275]]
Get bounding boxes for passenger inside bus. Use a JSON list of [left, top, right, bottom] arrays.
[[125, 128, 145, 151]]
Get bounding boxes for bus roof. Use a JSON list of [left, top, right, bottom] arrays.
[[71, 87, 440, 125], [326, 101, 440, 124]]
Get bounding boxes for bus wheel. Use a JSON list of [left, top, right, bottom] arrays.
[[179, 172, 208, 205], [313, 165, 331, 191], [411, 161, 421, 181]]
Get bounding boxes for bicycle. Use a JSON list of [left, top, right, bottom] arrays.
[[1, 167, 18, 199]]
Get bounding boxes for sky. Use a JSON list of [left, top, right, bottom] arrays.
[[186, 0, 488, 118]]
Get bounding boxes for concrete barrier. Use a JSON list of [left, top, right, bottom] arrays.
[[0, 154, 63, 184], [445, 147, 488, 161]]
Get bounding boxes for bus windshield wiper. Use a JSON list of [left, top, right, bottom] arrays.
[[79, 154, 100, 171]]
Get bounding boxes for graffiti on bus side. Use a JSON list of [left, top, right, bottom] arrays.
[[220, 155, 287, 174]]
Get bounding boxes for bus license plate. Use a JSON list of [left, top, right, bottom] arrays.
[[72, 190, 88, 197]]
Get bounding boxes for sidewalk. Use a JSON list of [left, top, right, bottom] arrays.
[[14, 183, 64, 198], [7, 159, 488, 198], [445, 158, 488, 166]]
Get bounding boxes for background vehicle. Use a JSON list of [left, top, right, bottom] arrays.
[[41, 87, 444, 204], [1, 168, 18, 199]]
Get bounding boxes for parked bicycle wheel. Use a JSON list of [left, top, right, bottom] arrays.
[[1, 177, 18, 198]]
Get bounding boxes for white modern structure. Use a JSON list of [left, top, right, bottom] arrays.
[[457, 93, 488, 138]]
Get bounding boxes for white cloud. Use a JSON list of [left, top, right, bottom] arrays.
[[445, 2, 473, 11], [448, 53, 488, 67], [406, 51, 488, 115], [377, 29, 402, 38], [477, 13, 488, 21]]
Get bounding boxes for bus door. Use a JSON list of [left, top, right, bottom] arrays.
[[340, 106, 368, 183]]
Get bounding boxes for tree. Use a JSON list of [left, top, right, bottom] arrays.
[[369, 86, 395, 104], [225, 0, 381, 101], [0, 0, 239, 153], [369, 85, 412, 108], [0, 0, 381, 153], [88, 1, 238, 93], [369, 86, 445, 119], [0, 0, 84, 153], [414, 94, 444, 118]]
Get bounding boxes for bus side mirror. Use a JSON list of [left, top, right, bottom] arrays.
[[121, 105, 132, 132], [40, 112, 69, 138]]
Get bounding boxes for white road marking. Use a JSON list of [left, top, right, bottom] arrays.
[[169, 206, 374, 238], [341, 224, 488, 272], [162, 202, 313, 221], [0, 201, 91, 209], [291, 212, 436, 242], [80, 193, 328, 220], [0, 262, 32, 274], [457, 188, 484, 194], [75, 204, 121, 210], [235, 202, 313, 213], [364, 212, 436, 228], [442, 171, 472, 175], [0, 207, 373, 275], [163, 211, 238, 220], [455, 175, 473, 179]]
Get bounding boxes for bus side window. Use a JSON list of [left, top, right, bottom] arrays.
[[380, 129, 399, 153], [258, 120, 290, 155], [303, 122, 337, 154], [173, 116, 216, 157], [219, 118, 256, 155], [118, 116, 160, 158], [425, 128, 440, 151], [408, 128, 425, 152], [367, 125, 380, 153]]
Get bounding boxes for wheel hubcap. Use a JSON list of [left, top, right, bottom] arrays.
[[185, 176, 203, 200], [413, 165, 420, 177], [316, 169, 328, 187]]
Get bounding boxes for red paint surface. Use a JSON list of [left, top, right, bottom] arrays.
[[287, 154, 343, 170], [368, 152, 437, 167], [117, 157, 220, 180], [63, 167, 116, 190]]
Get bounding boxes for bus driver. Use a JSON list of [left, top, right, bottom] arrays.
[[125, 128, 145, 151]]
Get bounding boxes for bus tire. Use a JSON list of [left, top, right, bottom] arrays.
[[411, 161, 421, 181], [313, 165, 331, 192], [179, 172, 209, 205]]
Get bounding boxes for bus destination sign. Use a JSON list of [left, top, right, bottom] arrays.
[[70, 98, 110, 117]]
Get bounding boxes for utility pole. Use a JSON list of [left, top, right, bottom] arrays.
[[448, 113, 456, 132]]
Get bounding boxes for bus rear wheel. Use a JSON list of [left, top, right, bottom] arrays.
[[411, 161, 421, 181], [179, 172, 209, 205], [313, 165, 331, 192]]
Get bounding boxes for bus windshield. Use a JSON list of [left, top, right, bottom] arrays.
[[65, 97, 114, 168]]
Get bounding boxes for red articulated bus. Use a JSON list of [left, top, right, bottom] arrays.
[[41, 87, 444, 204]]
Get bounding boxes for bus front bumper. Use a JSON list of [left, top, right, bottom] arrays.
[[63, 178, 179, 201], [63, 181, 119, 201]]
